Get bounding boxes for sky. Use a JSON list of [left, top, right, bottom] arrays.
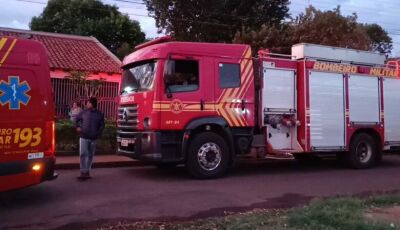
[[0, 0, 399, 56]]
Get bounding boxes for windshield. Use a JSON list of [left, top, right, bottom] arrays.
[[122, 60, 157, 94]]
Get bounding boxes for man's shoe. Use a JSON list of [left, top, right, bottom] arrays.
[[77, 172, 89, 180], [85, 172, 92, 179]]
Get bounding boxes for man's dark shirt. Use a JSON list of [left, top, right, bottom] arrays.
[[75, 109, 105, 140]]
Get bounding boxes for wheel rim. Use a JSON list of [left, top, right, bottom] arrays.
[[197, 142, 222, 171], [356, 141, 372, 163]]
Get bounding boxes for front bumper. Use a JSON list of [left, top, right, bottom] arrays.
[[0, 157, 56, 180], [117, 131, 184, 163], [117, 132, 162, 161], [0, 157, 57, 191]]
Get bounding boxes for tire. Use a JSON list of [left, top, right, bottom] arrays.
[[186, 132, 230, 179], [347, 133, 378, 169]]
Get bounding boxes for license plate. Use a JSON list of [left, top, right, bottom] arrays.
[[121, 139, 129, 147], [121, 139, 134, 147], [28, 152, 44, 160]]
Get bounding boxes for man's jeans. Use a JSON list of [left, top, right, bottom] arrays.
[[80, 138, 96, 173]]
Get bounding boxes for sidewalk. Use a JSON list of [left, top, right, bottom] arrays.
[[56, 154, 147, 170]]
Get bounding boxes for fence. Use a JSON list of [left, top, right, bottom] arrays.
[[51, 78, 119, 120]]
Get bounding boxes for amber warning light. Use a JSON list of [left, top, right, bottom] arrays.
[[32, 164, 41, 171]]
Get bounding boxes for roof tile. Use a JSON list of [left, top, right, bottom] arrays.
[[0, 28, 121, 74]]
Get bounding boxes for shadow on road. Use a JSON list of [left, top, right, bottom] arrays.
[[1, 154, 399, 212], [0, 185, 58, 208], [124, 154, 400, 181]]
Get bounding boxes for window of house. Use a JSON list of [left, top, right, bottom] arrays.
[[165, 60, 199, 93], [219, 63, 240, 88]]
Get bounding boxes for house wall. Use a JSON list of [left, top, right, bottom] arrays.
[[50, 69, 121, 84]]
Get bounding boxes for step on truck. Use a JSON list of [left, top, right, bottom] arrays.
[[117, 36, 400, 179], [0, 36, 57, 191]]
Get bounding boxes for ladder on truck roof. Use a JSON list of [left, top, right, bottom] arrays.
[[291, 43, 386, 66]]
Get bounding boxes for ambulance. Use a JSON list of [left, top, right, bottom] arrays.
[[0, 36, 57, 191]]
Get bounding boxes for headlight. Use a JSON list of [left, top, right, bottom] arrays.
[[143, 117, 151, 129]]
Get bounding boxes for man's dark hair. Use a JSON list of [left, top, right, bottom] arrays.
[[89, 97, 98, 108]]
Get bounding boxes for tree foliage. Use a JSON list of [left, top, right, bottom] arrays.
[[362, 23, 393, 55], [144, 0, 290, 42], [68, 71, 105, 99], [234, 24, 293, 54], [30, 0, 145, 59], [291, 6, 370, 50], [234, 6, 393, 55]]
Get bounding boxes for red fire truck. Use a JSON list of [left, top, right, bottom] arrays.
[[118, 37, 400, 179], [0, 36, 57, 191]]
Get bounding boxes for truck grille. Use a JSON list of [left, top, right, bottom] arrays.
[[117, 105, 138, 132]]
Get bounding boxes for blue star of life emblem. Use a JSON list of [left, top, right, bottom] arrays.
[[0, 76, 31, 110]]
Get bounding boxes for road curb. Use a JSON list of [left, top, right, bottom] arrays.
[[56, 160, 149, 170]]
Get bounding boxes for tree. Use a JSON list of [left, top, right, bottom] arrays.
[[291, 6, 370, 51], [234, 6, 393, 55], [30, 0, 145, 59], [144, 0, 290, 42], [362, 23, 393, 55], [233, 24, 293, 54], [68, 71, 105, 100], [116, 42, 134, 60]]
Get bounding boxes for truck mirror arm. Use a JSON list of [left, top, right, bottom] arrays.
[[166, 86, 173, 98]]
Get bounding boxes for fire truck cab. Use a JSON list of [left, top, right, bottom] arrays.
[[118, 37, 400, 179]]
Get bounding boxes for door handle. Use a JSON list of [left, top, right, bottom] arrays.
[[241, 99, 245, 111], [200, 99, 204, 111]]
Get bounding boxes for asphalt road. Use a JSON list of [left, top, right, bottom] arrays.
[[1, 155, 400, 230]]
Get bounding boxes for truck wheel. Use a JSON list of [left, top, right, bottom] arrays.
[[347, 133, 377, 169], [186, 132, 230, 179]]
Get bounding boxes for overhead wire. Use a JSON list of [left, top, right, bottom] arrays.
[[113, 0, 400, 35], [12, 0, 233, 28], [11, 0, 400, 38]]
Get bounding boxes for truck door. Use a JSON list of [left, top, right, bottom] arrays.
[[160, 55, 215, 130], [213, 57, 254, 127]]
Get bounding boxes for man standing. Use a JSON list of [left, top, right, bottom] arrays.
[[75, 97, 105, 180]]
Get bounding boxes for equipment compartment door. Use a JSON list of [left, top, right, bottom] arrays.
[[384, 78, 400, 143], [262, 68, 296, 112], [309, 71, 345, 149], [348, 74, 380, 124], [262, 68, 296, 150]]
